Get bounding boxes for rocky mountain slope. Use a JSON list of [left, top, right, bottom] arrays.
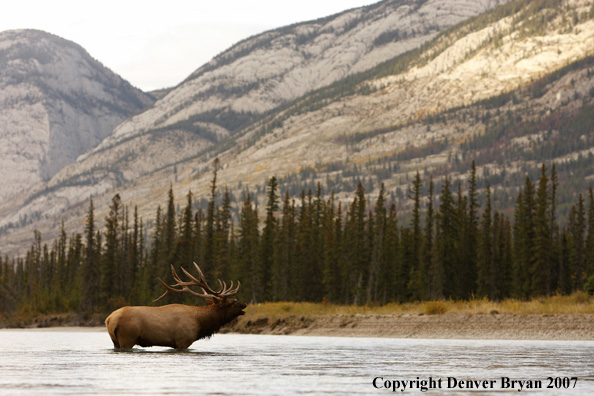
[[46, 0, 508, 192], [0, 30, 154, 203], [3, 0, 594, 255]]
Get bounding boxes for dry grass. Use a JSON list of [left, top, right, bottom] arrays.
[[243, 292, 594, 319]]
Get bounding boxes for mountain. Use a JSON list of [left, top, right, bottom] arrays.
[[0, 29, 154, 202], [3, 0, 594, 255], [44, 0, 508, 191]]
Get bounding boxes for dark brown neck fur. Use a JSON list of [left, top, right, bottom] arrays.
[[194, 305, 236, 340]]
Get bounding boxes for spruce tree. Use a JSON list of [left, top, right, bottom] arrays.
[[101, 194, 121, 310], [570, 195, 586, 291], [466, 161, 479, 296], [367, 184, 387, 304], [80, 198, 101, 315], [407, 172, 423, 298], [274, 191, 295, 301], [422, 177, 434, 300], [532, 165, 552, 296], [237, 193, 260, 303], [477, 185, 495, 299], [204, 158, 219, 278], [215, 188, 232, 281], [437, 176, 457, 298], [260, 177, 279, 301]]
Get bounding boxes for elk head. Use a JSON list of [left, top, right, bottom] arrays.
[[154, 262, 247, 320]]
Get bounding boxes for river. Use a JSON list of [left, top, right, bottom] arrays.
[[0, 329, 592, 395]]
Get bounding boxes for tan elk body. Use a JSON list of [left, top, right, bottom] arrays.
[[105, 263, 246, 349]]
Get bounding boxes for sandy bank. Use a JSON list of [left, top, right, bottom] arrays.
[[222, 313, 594, 340]]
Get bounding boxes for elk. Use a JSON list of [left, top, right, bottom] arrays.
[[105, 262, 246, 349]]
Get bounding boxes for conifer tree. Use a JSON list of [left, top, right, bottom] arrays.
[[320, 192, 339, 302], [260, 177, 279, 301], [149, 205, 163, 299], [422, 177, 434, 300], [237, 193, 260, 302], [177, 191, 195, 268], [163, 185, 177, 270], [532, 165, 552, 296], [466, 161, 479, 296], [570, 195, 586, 291], [585, 188, 594, 283], [454, 182, 470, 299], [204, 158, 219, 278], [274, 191, 296, 301], [407, 172, 423, 298], [215, 188, 232, 280], [383, 203, 399, 303], [349, 182, 368, 304], [477, 185, 495, 299], [101, 194, 121, 309], [367, 184, 387, 304], [513, 177, 536, 299], [437, 176, 457, 298]]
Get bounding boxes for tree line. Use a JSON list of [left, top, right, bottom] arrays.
[[1, 161, 594, 316]]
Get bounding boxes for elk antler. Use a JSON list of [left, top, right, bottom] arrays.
[[154, 262, 241, 303]]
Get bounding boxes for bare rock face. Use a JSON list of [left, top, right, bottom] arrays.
[[76, 0, 508, 170], [0, 29, 154, 202]]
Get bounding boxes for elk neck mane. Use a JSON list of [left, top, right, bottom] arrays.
[[194, 304, 228, 340]]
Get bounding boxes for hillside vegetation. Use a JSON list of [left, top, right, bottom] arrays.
[[2, 161, 594, 318]]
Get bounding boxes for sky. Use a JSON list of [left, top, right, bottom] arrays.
[[2, 0, 379, 92]]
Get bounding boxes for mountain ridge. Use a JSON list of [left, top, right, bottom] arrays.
[[2, 0, 594, 255], [0, 29, 154, 203]]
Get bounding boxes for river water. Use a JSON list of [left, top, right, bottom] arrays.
[[0, 329, 592, 395]]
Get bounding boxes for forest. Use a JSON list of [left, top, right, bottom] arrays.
[[1, 160, 594, 317]]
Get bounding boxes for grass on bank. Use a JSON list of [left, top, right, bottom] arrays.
[[242, 292, 594, 320]]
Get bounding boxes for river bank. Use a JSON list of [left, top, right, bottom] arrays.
[[1, 312, 592, 340], [3, 294, 593, 340], [223, 313, 594, 340]]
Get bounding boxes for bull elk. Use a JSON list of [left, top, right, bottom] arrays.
[[105, 262, 246, 349]]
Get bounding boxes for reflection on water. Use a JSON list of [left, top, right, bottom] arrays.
[[0, 329, 592, 395]]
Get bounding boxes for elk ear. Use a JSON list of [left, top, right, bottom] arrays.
[[216, 297, 230, 307], [205, 298, 216, 305]]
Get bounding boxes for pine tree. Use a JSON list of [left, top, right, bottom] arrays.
[[163, 185, 177, 272], [149, 205, 163, 299], [260, 177, 279, 301], [204, 158, 219, 278], [382, 204, 399, 303], [437, 176, 457, 298], [215, 188, 232, 281], [367, 183, 387, 304], [569, 195, 586, 291], [320, 192, 339, 302], [532, 165, 552, 296], [454, 182, 470, 299], [177, 191, 195, 268], [477, 185, 495, 299], [128, 206, 143, 305], [274, 191, 295, 301], [513, 177, 536, 299], [585, 188, 594, 284], [407, 172, 423, 299], [101, 194, 121, 310], [350, 182, 368, 304], [466, 160, 479, 296], [237, 193, 260, 303], [423, 177, 434, 300]]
